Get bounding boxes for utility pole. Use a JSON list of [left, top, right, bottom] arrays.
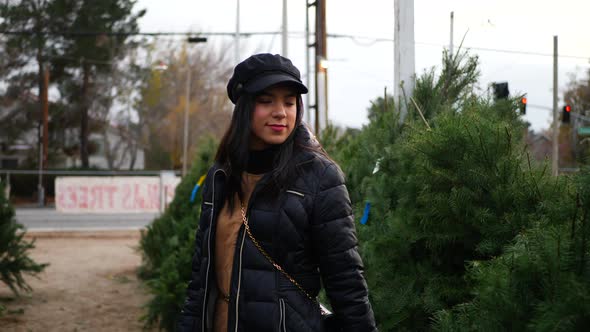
[[315, 0, 328, 135], [38, 65, 49, 207], [235, 0, 240, 63], [449, 11, 454, 57], [394, 0, 415, 123], [305, 0, 312, 127], [572, 105, 578, 161], [182, 63, 192, 177], [552, 35, 559, 176], [282, 0, 288, 57], [42, 66, 49, 171], [182, 37, 207, 177]]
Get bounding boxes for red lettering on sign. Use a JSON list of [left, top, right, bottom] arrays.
[[148, 184, 159, 209], [132, 183, 143, 209], [88, 185, 102, 210], [68, 185, 77, 209], [79, 186, 88, 209], [56, 184, 65, 209], [56, 178, 179, 212], [122, 184, 131, 209], [103, 185, 117, 209]]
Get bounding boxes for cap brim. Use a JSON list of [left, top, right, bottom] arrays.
[[243, 73, 308, 95]]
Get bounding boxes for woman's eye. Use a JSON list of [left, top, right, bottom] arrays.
[[257, 99, 272, 104]]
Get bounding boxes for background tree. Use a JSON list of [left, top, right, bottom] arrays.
[[0, 0, 73, 105], [0, 0, 75, 167], [564, 69, 590, 114], [136, 40, 233, 170], [563, 69, 590, 164], [0, 0, 146, 169], [53, 0, 145, 168]]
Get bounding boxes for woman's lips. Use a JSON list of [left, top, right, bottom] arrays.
[[268, 124, 286, 132]]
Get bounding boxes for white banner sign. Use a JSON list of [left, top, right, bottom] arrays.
[[55, 176, 180, 213]]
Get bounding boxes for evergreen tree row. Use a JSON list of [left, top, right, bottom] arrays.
[[139, 50, 589, 331], [138, 137, 218, 331], [324, 50, 589, 331]]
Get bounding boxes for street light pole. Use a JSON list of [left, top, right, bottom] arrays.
[[182, 37, 207, 177], [235, 0, 240, 63], [182, 63, 191, 177], [282, 0, 288, 57]]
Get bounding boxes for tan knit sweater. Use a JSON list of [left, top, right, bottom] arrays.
[[214, 172, 263, 332]]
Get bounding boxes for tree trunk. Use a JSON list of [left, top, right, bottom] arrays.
[[37, 48, 44, 169], [80, 60, 90, 168], [102, 127, 114, 169], [128, 136, 138, 170]]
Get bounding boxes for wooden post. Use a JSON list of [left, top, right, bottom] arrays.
[[42, 66, 49, 167]]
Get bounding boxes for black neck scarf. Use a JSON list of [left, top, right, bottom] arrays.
[[246, 145, 279, 175]]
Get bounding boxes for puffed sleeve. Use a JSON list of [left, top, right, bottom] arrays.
[[177, 169, 214, 331], [311, 162, 377, 331]]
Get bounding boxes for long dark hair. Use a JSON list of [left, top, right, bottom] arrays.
[[215, 90, 328, 210]]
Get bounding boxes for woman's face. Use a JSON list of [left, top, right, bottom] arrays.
[[249, 85, 298, 150]]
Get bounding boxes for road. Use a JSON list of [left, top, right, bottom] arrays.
[[15, 208, 158, 231]]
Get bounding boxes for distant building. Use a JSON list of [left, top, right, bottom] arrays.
[[1, 92, 144, 170], [527, 131, 552, 162], [0, 91, 37, 169], [66, 125, 145, 170]]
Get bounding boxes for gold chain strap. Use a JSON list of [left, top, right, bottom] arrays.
[[240, 204, 316, 303]]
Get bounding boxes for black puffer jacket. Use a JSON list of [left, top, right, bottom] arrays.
[[178, 147, 376, 332]]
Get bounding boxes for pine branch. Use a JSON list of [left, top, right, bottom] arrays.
[[579, 205, 588, 275]]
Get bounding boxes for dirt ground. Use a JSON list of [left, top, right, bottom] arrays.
[[0, 230, 156, 332]]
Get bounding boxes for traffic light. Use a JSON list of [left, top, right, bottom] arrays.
[[562, 105, 571, 123], [492, 82, 509, 100], [520, 97, 527, 114]]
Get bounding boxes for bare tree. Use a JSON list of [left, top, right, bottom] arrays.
[[134, 39, 234, 170]]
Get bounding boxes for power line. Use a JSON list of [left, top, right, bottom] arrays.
[[0, 30, 279, 37], [327, 33, 590, 61], [3, 29, 589, 61], [427, 43, 590, 61]]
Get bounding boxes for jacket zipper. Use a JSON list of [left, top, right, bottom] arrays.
[[232, 172, 270, 331], [234, 228, 246, 332], [279, 298, 287, 332], [202, 168, 225, 331]]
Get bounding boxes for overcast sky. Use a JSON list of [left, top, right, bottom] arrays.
[[136, 0, 590, 133]]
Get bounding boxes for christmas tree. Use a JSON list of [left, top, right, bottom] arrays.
[[0, 181, 47, 296], [139, 136, 218, 331], [326, 50, 589, 331]]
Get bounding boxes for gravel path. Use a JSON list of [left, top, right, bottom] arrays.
[[0, 230, 156, 332]]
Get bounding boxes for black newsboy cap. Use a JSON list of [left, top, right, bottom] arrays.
[[227, 53, 308, 104]]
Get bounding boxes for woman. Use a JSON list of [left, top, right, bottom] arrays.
[[178, 53, 376, 332]]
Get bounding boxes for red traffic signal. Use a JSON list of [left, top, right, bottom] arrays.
[[562, 105, 571, 123], [520, 97, 527, 114]]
